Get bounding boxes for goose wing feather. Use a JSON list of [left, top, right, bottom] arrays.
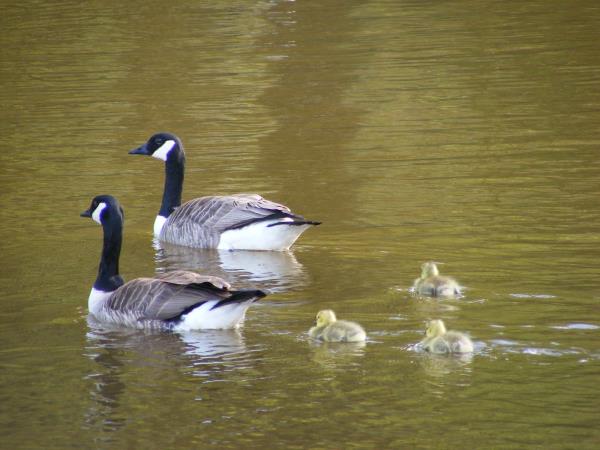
[[169, 194, 301, 232], [106, 273, 232, 322], [155, 270, 231, 290]]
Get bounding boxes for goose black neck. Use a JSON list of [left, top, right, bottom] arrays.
[[160, 150, 185, 218], [94, 214, 124, 292]]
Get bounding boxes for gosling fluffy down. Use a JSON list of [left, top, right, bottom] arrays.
[[420, 319, 473, 354], [309, 310, 366, 343], [413, 262, 461, 297]]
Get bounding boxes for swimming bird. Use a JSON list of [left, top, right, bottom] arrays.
[[129, 132, 321, 250], [309, 310, 366, 342], [81, 195, 266, 330], [413, 262, 461, 297], [420, 319, 473, 354]]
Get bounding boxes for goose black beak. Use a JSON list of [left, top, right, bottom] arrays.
[[80, 209, 92, 218], [129, 143, 150, 155]]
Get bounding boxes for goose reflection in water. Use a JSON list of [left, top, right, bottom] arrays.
[[309, 340, 367, 370], [86, 315, 249, 363], [417, 352, 474, 393], [83, 318, 253, 433], [83, 323, 185, 434], [154, 240, 307, 293], [178, 329, 246, 359]]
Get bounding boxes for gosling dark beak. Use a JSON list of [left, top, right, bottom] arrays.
[[129, 143, 150, 155], [80, 209, 92, 218]]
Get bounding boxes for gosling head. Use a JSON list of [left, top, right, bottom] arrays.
[[315, 309, 337, 327], [421, 261, 440, 278], [425, 319, 447, 338]]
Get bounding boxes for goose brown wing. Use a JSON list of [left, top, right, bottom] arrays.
[[105, 273, 232, 322], [169, 194, 302, 232], [155, 270, 231, 289]]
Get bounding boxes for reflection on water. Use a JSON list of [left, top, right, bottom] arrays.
[[83, 333, 127, 433], [490, 337, 587, 360], [85, 317, 255, 377], [154, 240, 307, 292], [179, 329, 255, 380], [83, 326, 169, 434], [308, 340, 367, 370], [180, 329, 246, 360], [409, 297, 462, 315], [83, 320, 258, 435], [418, 352, 474, 378], [417, 353, 474, 402], [3, 0, 600, 448]]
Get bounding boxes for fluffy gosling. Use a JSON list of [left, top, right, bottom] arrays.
[[413, 262, 461, 297], [309, 310, 366, 343], [420, 319, 473, 354]]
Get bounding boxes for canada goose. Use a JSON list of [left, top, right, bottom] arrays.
[[413, 262, 461, 297], [309, 310, 366, 342], [81, 195, 265, 330], [129, 132, 321, 250], [420, 319, 473, 354]]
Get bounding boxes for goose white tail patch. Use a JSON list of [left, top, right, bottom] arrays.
[[152, 140, 176, 161], [217, 219, 313, 251], [92, 202, 107, 225], [173, 300, 254, 330], [154, 215, 167, 237]]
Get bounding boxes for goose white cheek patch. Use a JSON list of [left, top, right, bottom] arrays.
[[152, 140, 176, 161], [92, 202, 107, 224]]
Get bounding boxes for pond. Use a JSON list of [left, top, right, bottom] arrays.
[[1, 1, 600, 448]]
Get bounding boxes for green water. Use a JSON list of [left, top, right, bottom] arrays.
[[1, 1, 600, 448]]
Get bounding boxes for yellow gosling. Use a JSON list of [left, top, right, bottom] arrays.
[[413, 262, 461, 297], [420, 319, 473, 354], [309, 310, 366, 343]]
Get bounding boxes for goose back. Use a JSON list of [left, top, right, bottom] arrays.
[[310, 320, 367, 343], [322, 321, 366, 342], [414, 275, 460, 297], [94, 272, 264, 331], [421, 330, 473, 354], [161, 194, 309, 248]]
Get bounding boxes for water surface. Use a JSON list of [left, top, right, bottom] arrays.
[[1, 1, 600, 448]]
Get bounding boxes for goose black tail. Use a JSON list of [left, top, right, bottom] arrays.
[[267, 220, 322, 227], [210, 289, 267, 310]]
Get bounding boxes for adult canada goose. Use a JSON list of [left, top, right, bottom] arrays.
[[308, 310, 366, 342], [81, 195, 266, 330], [413, 262, 461, 297], [420, 319, 473, 354], [129, 132, 321, 250]]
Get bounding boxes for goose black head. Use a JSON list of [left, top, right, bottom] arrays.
[[129, 132, 183, 162], [81, 195, 124, 226]]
